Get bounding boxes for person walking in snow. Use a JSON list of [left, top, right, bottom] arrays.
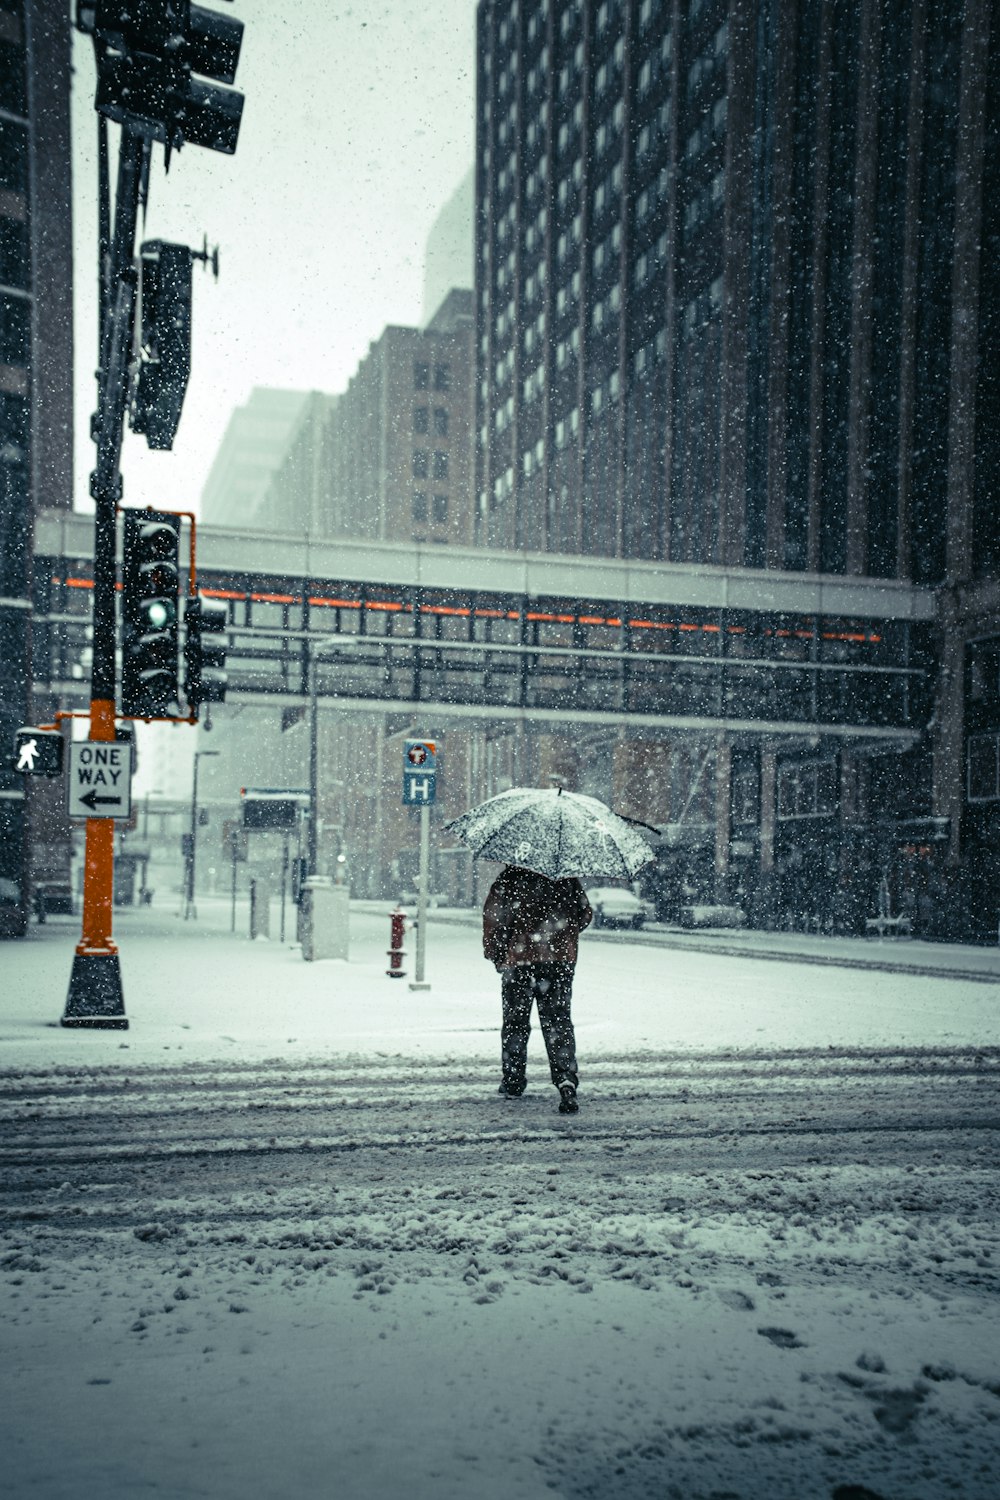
[[482, 865, 592, 1114]]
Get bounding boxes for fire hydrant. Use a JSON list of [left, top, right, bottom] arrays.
[[386, 906, 407, 978]]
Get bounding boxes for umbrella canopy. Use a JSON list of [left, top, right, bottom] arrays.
[[444, 786, 655, 882]]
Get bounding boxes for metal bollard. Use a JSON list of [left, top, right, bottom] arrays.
[[386, 906, 407, 978]]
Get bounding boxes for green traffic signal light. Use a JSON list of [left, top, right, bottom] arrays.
[[145, 600, 171, 630]]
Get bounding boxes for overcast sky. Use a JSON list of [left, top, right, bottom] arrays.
[[71, 0, 477, 517]]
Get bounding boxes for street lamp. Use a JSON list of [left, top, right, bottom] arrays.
[[184, 750, 219, 919], [300, 639, 354, 964], [139, 786, 163, 903], [308, 639, 354, 877], [143, 786, 164, 839]]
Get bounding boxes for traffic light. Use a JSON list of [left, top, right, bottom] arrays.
[[13, 728, 65, 778], [121, 509, 181, 717], [184, 595, 228, 712], [131, 241, 192, 450], [77, 0, 245, 156]]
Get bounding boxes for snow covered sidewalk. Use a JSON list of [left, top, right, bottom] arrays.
[[2, 899, 998, 1070]]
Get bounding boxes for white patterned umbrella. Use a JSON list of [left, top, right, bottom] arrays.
[[444, 786, 655, 882]]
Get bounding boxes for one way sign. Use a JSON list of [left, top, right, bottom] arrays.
[[68, 740, 133, 821]]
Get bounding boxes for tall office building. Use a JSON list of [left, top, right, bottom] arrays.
[[422, 169, 474, 326], [474, 0, 999, 935], [475, 0, 996, 573], [328, 289, 475, 546], [200, 388, 311, 529], [0, 0, 74, 936], [260, 391, 339, 535]]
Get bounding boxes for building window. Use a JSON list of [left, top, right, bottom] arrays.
[[433, 493, 449, 525], [434, 363, 451, 391], [413, 406, 429, 434], [0, 120, 29, 195], [414, 360, 430, 389], [412, 450, 429, 478], [777, 761, 838, 819], [731, 764, 760, 824], [968, 733, 1000, 802], [0, 293, 30, 367], [433, 450, 448, 479], [433, 407, 449, 436], [412, 491, 428, 523]]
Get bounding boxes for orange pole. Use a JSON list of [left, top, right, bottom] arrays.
[[76, 697, 118, 957]]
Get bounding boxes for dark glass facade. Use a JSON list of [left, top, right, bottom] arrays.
[[0, 0, 73, 936], [474, 0, 988, 588], [0, 0, 32, 932]]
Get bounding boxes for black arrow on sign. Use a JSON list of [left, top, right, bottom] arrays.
[[79, 789, 122, 811]]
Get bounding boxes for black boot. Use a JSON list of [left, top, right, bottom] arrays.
[[557, 1080, 579, 1114]]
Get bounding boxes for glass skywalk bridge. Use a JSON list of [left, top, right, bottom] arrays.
[[33, 511, 935, 744]]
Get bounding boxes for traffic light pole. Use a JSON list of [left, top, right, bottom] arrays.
[[63, 126, 149, 1028]]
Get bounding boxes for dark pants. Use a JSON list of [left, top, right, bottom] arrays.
[[501, 962, 578, 1093]]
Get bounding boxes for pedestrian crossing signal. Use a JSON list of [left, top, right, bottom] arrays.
[[13, 727, 64, 778]]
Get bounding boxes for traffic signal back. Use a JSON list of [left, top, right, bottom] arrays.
[[121, 509, 181, 717], [184, 595, 228, 711], [131, 240, 192, 451], [79, 0, 245, 156]]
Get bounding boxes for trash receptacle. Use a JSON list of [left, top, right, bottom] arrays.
[[250, 875, 271, 940], [300, 876, 349, 961]]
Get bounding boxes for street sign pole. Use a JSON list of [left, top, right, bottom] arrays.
[[230, 831, 238, 933], [403, 739, 436, 993], [63, 126, 148, 1029], [411, 802, 431, 991]]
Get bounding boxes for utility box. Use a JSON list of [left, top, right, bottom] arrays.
[[300, 876, 349, 961]]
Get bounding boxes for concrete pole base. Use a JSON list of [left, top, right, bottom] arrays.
[[62, 952, 128, 1028]]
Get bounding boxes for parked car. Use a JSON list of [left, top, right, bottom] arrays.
[[587, 886, 646, 929]]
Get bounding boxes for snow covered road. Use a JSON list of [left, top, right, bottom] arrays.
[[1, 909, 999, 1498], [3, 1044, 1000, 1498]]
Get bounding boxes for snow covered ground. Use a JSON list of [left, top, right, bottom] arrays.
[[1, 904, 999, 1499]]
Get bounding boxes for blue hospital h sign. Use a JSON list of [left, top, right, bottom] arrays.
[[402, 772, 436, 806]]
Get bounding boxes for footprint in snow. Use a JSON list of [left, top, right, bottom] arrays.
[[757, 1326, 806, 1349], [717, 1288, 755, 1312]]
